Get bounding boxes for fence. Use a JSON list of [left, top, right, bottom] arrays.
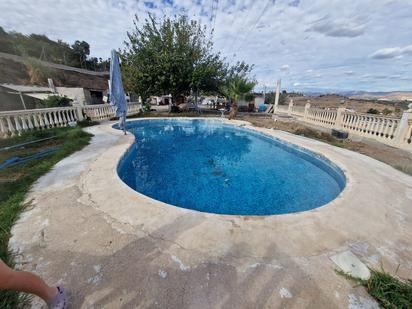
[[83, 102, 141, 121], [0, 103, 141, 138], [278, 100, 412, 151], [1, 101, 411, 151]]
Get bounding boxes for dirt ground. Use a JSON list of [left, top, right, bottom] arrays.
[[291, 95, 407, 115], [240, 115, 412, 176]]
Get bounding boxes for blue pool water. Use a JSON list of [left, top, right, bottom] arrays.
[[117, 119, 345, 215]]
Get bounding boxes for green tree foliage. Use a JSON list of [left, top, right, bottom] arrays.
[[0, 26, 109, 71], [265, 90, 288, 105], [220, 75, 256, 103], [41, 95, 72, 108], [71, 40, 90, 68], [121, 15, 253, 103]]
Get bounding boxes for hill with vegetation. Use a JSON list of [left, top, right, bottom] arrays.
[[0, 26, 108, 71]]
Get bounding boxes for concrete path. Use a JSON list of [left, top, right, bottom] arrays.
[[9, 119, 412, 308]]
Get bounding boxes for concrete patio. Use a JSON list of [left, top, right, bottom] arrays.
[[9, 119, 412, 308]]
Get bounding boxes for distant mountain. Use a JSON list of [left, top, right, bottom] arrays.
[[343, 91, 412, 101], [289, 87, 412, 101]]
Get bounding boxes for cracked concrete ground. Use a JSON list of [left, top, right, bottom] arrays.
[[9, 118, 412, 308]]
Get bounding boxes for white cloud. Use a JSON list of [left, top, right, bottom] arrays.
[[371, 44, 412, 59], [311, 18, 365, 38], [401, 45, 412, 55], [370, 47, 402, 59], [0, 0, 411, 92], [280, 64, 290, 72]]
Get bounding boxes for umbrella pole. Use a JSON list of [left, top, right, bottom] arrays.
[[118, 111, 127, 135]]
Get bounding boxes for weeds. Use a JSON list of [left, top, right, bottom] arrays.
[[0, 126, 92, 308], [337, 268, 412, 308]]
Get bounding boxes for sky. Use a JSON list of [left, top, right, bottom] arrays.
[[1, 0, 412, 93]]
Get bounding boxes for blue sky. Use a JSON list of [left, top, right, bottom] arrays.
[[1, 0, 412, 92]]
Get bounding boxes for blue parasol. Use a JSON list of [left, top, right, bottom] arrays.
[[109, 49, 127, 133]]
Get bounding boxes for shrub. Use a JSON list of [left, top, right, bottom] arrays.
[[23, 57, 54, 84], [382, 108, 392, 115], [41, 95, 72, 108], [143, 103, 151, 112], [77, 118, 98, 128], [367, 108, 379, 114]]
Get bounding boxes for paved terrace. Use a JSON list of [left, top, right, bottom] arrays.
[[9, 118, 412, 308]]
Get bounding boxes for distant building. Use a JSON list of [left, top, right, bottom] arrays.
[[254, 95, 265, 106]]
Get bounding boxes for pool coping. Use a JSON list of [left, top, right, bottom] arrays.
[[114, 117, 349, 218], [8, 117, 412, 308]]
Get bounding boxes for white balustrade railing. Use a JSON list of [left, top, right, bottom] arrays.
[[290, 106, 305, 117], [306, 108, 337, 128], [274, 101, 412, 151], [82, 102, 141, 121], [0, 102, 142, 138], [82, 104, 115, 120], [0, 106, 82, 138], [1, 101, 410, 151], [342, 112, 399, 141], [126, 102, 141, 117], [403, 120, 412, 147]]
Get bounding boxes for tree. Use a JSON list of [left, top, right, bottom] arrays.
[[220, 75, 256, 104], [71, 40, 90, 68], [121, 14, 253, 103], [265, 91, 287, 105]]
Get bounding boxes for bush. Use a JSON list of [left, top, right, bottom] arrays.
[[23, 57, 54, 84], [143, 103, 151, 112], [382, 108, 392, 115], [77, 118, 98, 128], [367, 108, 379, 114], [41, 95, 72, 108]]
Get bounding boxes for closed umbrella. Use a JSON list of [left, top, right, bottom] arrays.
[[109, 49, 127, 134]]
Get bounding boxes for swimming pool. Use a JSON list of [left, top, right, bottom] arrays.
[[117, 119, 345, 215]]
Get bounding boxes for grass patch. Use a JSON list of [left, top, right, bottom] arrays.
[[337, 268, 412, 308], [77, 118, 99, 128], [0, 125, 93, 308]]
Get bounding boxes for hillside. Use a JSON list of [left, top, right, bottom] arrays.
[[291, 94, 408, 115], [0, 52, 108, 90], [0, 26, 108, 71], [347, 91, 412, 101]]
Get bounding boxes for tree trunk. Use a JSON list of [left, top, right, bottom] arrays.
[[229, 101, 238, 120]]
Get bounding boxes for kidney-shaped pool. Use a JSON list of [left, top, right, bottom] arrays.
[[117, 119, 345, 215]]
